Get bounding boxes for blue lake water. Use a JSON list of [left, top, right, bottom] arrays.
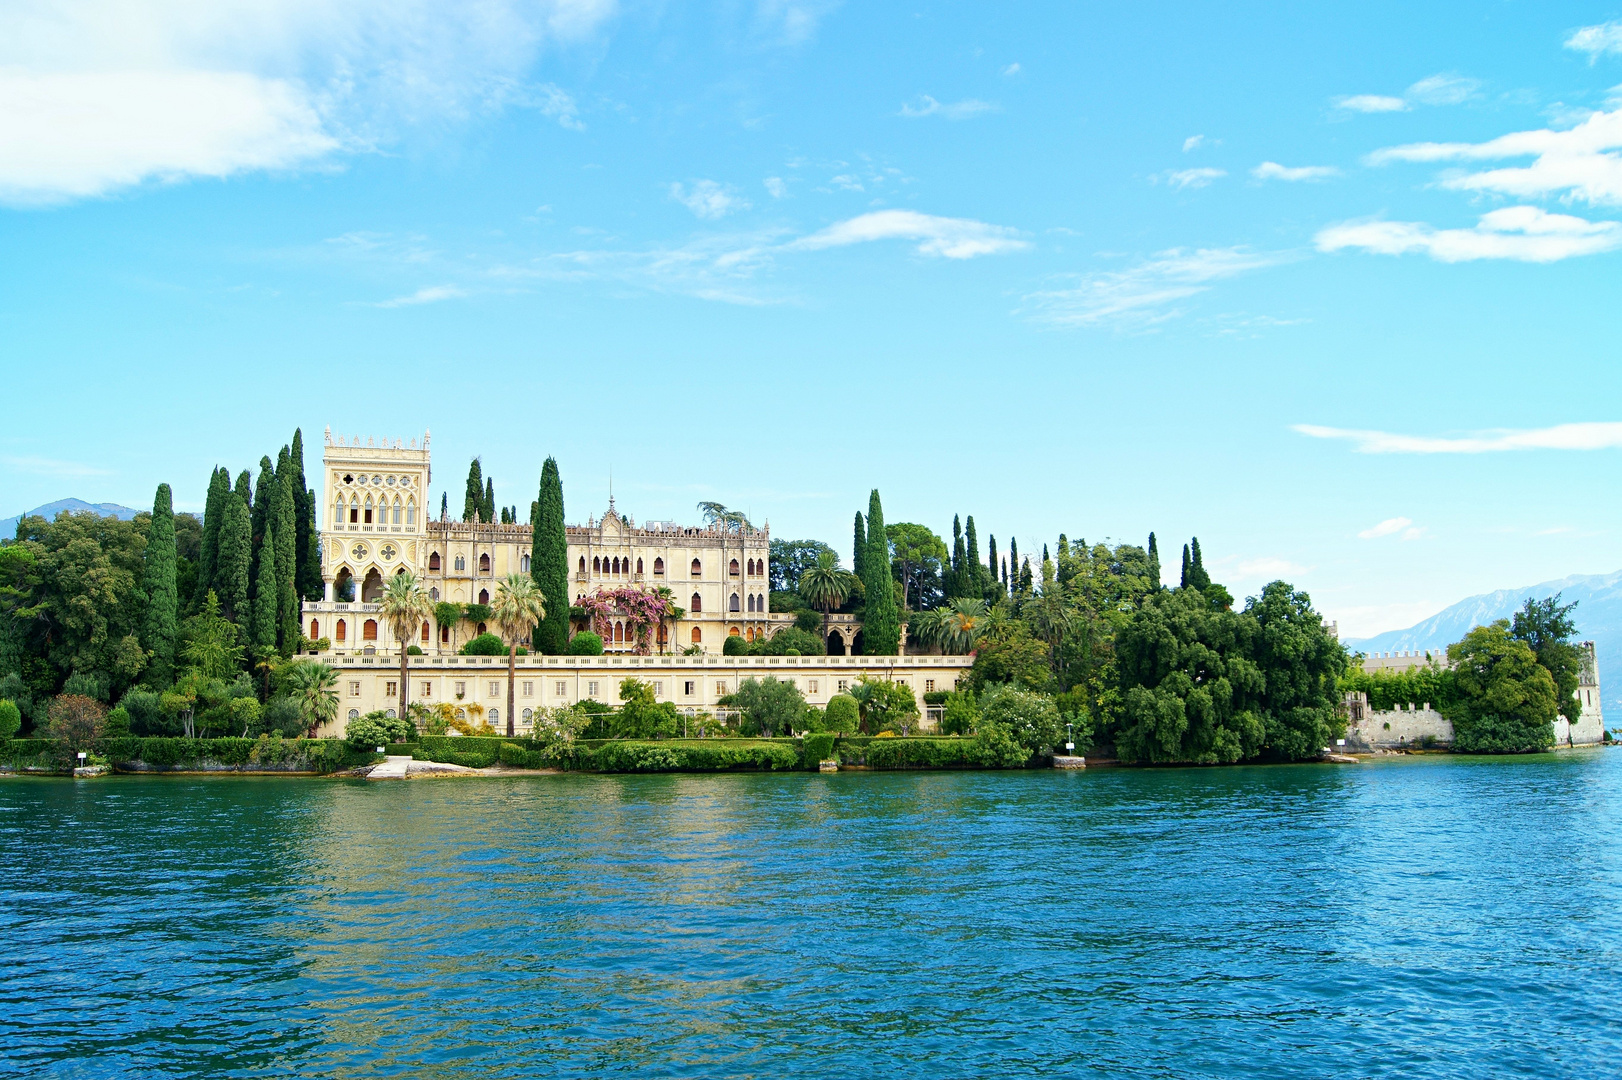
[[3, 753, 1620, 1078]]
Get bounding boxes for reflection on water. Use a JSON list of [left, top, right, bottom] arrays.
[[3, 754, 1619, 1078]]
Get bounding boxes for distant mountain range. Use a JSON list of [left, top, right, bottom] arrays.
[[1, 498, 140, 540], [1344, 569, 1622, 717]]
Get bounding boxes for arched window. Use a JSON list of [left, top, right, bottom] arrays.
[[478, 589, 489, 605], [747, 594, 755, 612], [612, 557, 621, 575], [385, 709, 396, 719], [490, 708, 499, 724], [441, 624, 450, 643], [334, 499, 344, 525], [348, 708, 359, 721], [349, 496, 359, 524], [746, 558, 755, 576], [363, 619, 378, 641], [521, 554, 530, 572], [691, 558, 702, 577], [593, 556, 601, 573], [476, 622, 487, 635], [690, 592, 702, 613], [758, 594, 765, 613], [393, 498, 402, 524], [691, 626, 703, 644], [654, 557, 665, 575], [429, 587, 439, 600], [613, 623, 624, 643], [429, 551, 441, 570], [579, 556, 587, 573], [636, 558, 644, 574], [729, 559, 740, 577], [455, 555, 466, 571], [336, 619, 347, 642], [522, 708, 533, 721], [730, 593, 741, 612], [479, 553, 490, 572], [406, 499, 416, 525], [421, 621, 430, 642], [309, 618, 319, 640], [364, 495, 373, 524], [729, 626, 741, 638]]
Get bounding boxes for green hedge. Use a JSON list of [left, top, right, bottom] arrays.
[[1, 738, 61, 770], [864, 737, 976, 769], [585, 739, 801, 773], [802, 732, 835, 767], [103, 736, 367, 773], [411, 735, 508, 768]]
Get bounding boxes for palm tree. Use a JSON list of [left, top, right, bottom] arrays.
[[941, 598, 990, 654], [378, 570, 435, 719], [798, 551, 858, 644], [492, 573, 546, 737], [284, 660, 338, 736]]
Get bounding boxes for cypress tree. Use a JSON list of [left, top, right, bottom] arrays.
[[440, 492, 448, 520], [862, 490, 900, 655], [1188, 537, 1211, 591], [195, 467, 229, 610], [1180, 544, 1191, 588], [217, 491, 253, 626], [464, 459, 484, 522], [251, 455, 274, 553], [533, 457, 569, 654], [947, 515, 964, 597], [852, 511, 867, 582], [140, 483, 179, 688], [1009, 537, 1019, 583], [1148, 532, 1161, 588], [966, 516, 984, 595], [250, 517, 279, 655], [1019, 558, 1033, 594], [1000, 556, 1008, 586], [272, 470, 298, 655], [529, 500, 538, 526], [987, 535, 1000, 597], [291, 429, 321, 601], [483, 477, 495, 523]]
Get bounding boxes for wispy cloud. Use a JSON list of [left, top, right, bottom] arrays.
[[763, 176, 788, 198], [752, 0, 841, 46], [899, 95, 996, 120], [0, 0, 613, 206], [1002, 62, 1021, 76], [1294, 421, 1622, 454], [1, 455, 114, 478], [374, 285, 467, 307], [1334, 94, 1408, 113], [786, 210, 1027, 259], [670, 180, 749, 220], [1252, 161, 1339, 182], [1566, 20, 1622, 61], [1358, 517, 1412, 539], [1182, 134, 1206, 152], [1158, 167, 1226, 189], [1025, 247, 1287, 328], [1315, 206, 1622, 263], [1367, 107, 1622, 206]]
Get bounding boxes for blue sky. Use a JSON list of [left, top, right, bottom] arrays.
[[4, 1, 1622, 636]]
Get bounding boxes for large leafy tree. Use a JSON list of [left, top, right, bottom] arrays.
[[861, 490, 900, 655], [140, 483, 179, 688], [886, 523, 946, 611], [721, 676, 806, 737], [769, 539, 836, 594], [492, 573, 545, 737], [378, 570, 435, 719], [532, 457, 570, 654], [1246, 581, 1348, 760], [1448, 620, 1557, 753], [1510, 594, 1582, 725]]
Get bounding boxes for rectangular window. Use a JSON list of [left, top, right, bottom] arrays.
[[588, 681, 599, 696], [422, 682, 432, 697], [350, 507, 358, 523], [349, 681, 361, 697], [455, 681, 465, 696], [385, 681, 397, 697], [925, 679, 935, 692], [523, 681, 533, 698], [654, 681, 664, 697], [489, 681, 499, 697], [684, 680, 695, 696], [716, 681, 727, 695], [556, 681, 567, 696], [808, 680, 818, 695], [837, 679, 848, 692], [364, 508, 372, 524]]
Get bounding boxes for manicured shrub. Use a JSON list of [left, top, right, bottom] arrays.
[[865, 737, 975, 769], [345, 710, 414, 748], [569, 631, 604, 655], [802, 732, 835, 766], [589, 739, 801, 773], [460, 633, 507, 656], [104, 705, 131, 737], [823, 694, 859, 734], [0, 700, 20, 740]]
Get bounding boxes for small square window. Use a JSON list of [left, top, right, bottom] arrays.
[[925, 679, 935, 692], [523, 681, 534, 697], [455, 681, 465, 696], [808, 680, 818, 695], [837, 679, 848, 692], [684, 680, 695, 696], [385, 681, 397, 697], [489, 681, 499, 697], [716, 681, 727, 695], [349, 681, 361, 697], [422, 682, 432, 697], [555, 681, 567, 696], [654, 681, 664, 697], [588, 681, 599, 696]]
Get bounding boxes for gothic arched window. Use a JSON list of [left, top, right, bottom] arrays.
[[690, 592, 702, 613], [729, 593, 740, 612], [691, 558, 702, 577], [429, 551, 441, 571]]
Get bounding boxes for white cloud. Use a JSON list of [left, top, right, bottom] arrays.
[[1566, 21, 1622, 61], [899, 95, 996, 120], [1252, 161, 1339, 182], [1002, 62, 1021, 76], [787, 210, 1028, 259], [1357, 517, 1412, 539], [0, 0, 612, 205], [1334, 94, 1408, 113], [670, 180, 749, 220], [764, 176, 788, 198], [0, 455, 113, 478], [1315, 206, 1622, 262], [1293, 420, 1622, 454], [1183, 134, 1206, 152], [1160, 167, 1226, 189], [1367, 107, 1622, 206], [752, 0, 840, 46], [375, 284, 466, 307], [1025, 247, 1287, 328], [1405, 73, 1481, 106]]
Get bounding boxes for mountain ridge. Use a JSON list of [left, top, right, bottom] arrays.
[[1, 499, 140, 540]]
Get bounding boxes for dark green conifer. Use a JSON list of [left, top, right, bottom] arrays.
[[249, 517, 279, 654], [533, 457, 569, 654], [463, 459, 484, 522], [987, 535, 1001, 597], [272, 470, 298, 655], [861, 490, 900, 655], [217, 491, 252, 625], [1148, 532, 1161, 589], [195, 467, 229, 609], [140, 483, 179, 687], [852, 511, 867, 582], [1180, 543, 1191, 588], [483, 478, 495, 523], [966, 516, 985, 594], [291, 428, 322, 600], [440, 492, 448, 520], [1187, 537, 1211, 591]]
